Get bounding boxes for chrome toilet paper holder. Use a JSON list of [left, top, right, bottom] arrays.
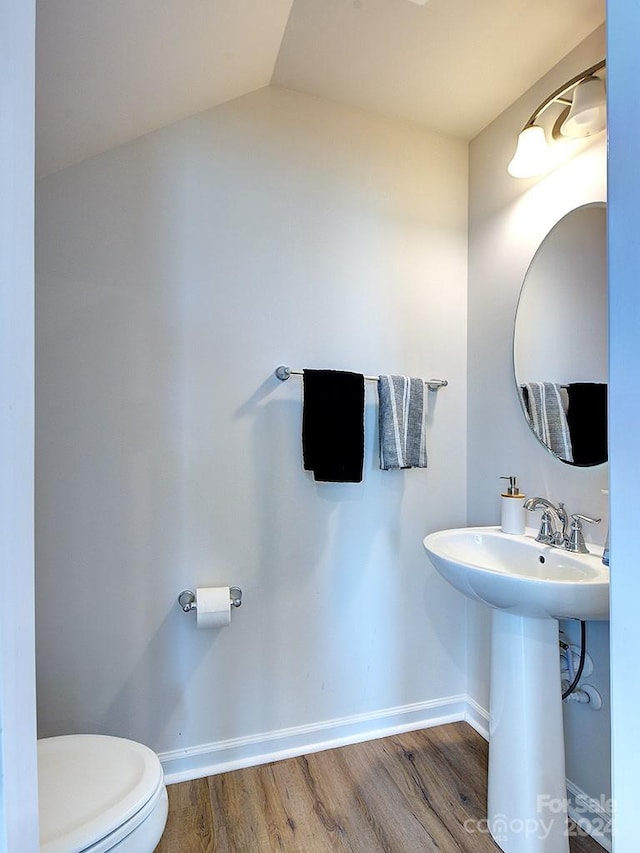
[[178, 587, 243, 613]]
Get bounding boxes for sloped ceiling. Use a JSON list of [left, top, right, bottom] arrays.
[[35, 0, 295, 177], [273, 0, 605, 141], [35, 0, 604, 178]]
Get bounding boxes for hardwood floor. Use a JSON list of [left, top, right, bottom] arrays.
[[155, 722, 604, 852]]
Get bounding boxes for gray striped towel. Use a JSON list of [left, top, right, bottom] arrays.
[[378, 375, 428, 470], [520, 382, 573, 462]]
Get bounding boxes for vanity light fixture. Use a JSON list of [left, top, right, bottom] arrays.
[[560, 75, 606, 138], [507, 59, 606, 179]]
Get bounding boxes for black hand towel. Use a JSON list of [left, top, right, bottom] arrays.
[[302, 369, 365, 483], [565, 382, 608, 466]]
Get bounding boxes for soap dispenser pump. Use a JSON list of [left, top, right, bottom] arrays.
[[500, 475, 526, 535]]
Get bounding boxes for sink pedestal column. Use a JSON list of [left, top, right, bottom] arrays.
[[488, 611, 569, 853]]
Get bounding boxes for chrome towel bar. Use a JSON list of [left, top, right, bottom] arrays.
[[274, 365, 448, 391]]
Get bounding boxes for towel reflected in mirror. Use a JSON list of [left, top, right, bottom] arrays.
[[519, 381, 607, 466]]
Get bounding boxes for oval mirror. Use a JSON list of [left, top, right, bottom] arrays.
[[513, 204, 607, 466]]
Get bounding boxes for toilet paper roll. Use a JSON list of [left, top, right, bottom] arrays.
[[195, 587, 232, 629]]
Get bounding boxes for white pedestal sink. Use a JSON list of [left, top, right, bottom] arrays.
[[422, 526, 609, 853]]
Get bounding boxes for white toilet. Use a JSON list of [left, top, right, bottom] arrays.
[[38, 734, 168, 853]]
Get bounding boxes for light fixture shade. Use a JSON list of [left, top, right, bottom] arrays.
[[560, 76, 606, 138], [507, 125, 552, 178]]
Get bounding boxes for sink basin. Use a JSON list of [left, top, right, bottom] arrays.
[[422, 526, 610, 853], [423, 526, 609, 620]]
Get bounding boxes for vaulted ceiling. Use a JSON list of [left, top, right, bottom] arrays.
[[36, 0, 605, 178]]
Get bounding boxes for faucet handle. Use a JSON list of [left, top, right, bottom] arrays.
[[536, 510, 557, 544], [571, 513, 601, 525], [567, 513, 602, 554]]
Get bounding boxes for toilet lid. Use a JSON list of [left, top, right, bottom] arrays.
[[38, 734, 164, 853]]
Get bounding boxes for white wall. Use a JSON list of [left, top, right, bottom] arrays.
[[0, 0, 39, 849], [468, 24, 610, 821], [35, 87, 470, 774]]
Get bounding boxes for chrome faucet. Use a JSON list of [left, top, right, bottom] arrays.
[[523, 497, 601, 553], [523, 497, 568, 546]]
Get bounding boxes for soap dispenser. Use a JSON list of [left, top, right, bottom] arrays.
[[500, 475, 526, 535]]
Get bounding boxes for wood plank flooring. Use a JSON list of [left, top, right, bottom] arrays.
[[155, 722, 604, 852]]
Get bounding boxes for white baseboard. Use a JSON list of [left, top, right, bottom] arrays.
[[566, 779, 611, 852], [159, 696, 610, 853], [463, 695, 490, 740], [159, 693, 471, 785]]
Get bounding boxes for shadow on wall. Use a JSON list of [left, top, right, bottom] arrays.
[[250, 391, 409, 730], [102, 605, 221, 745]]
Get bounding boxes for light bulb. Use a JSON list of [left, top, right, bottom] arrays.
[[560, 77, 606, 138], [507, 126, 552, 178]]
